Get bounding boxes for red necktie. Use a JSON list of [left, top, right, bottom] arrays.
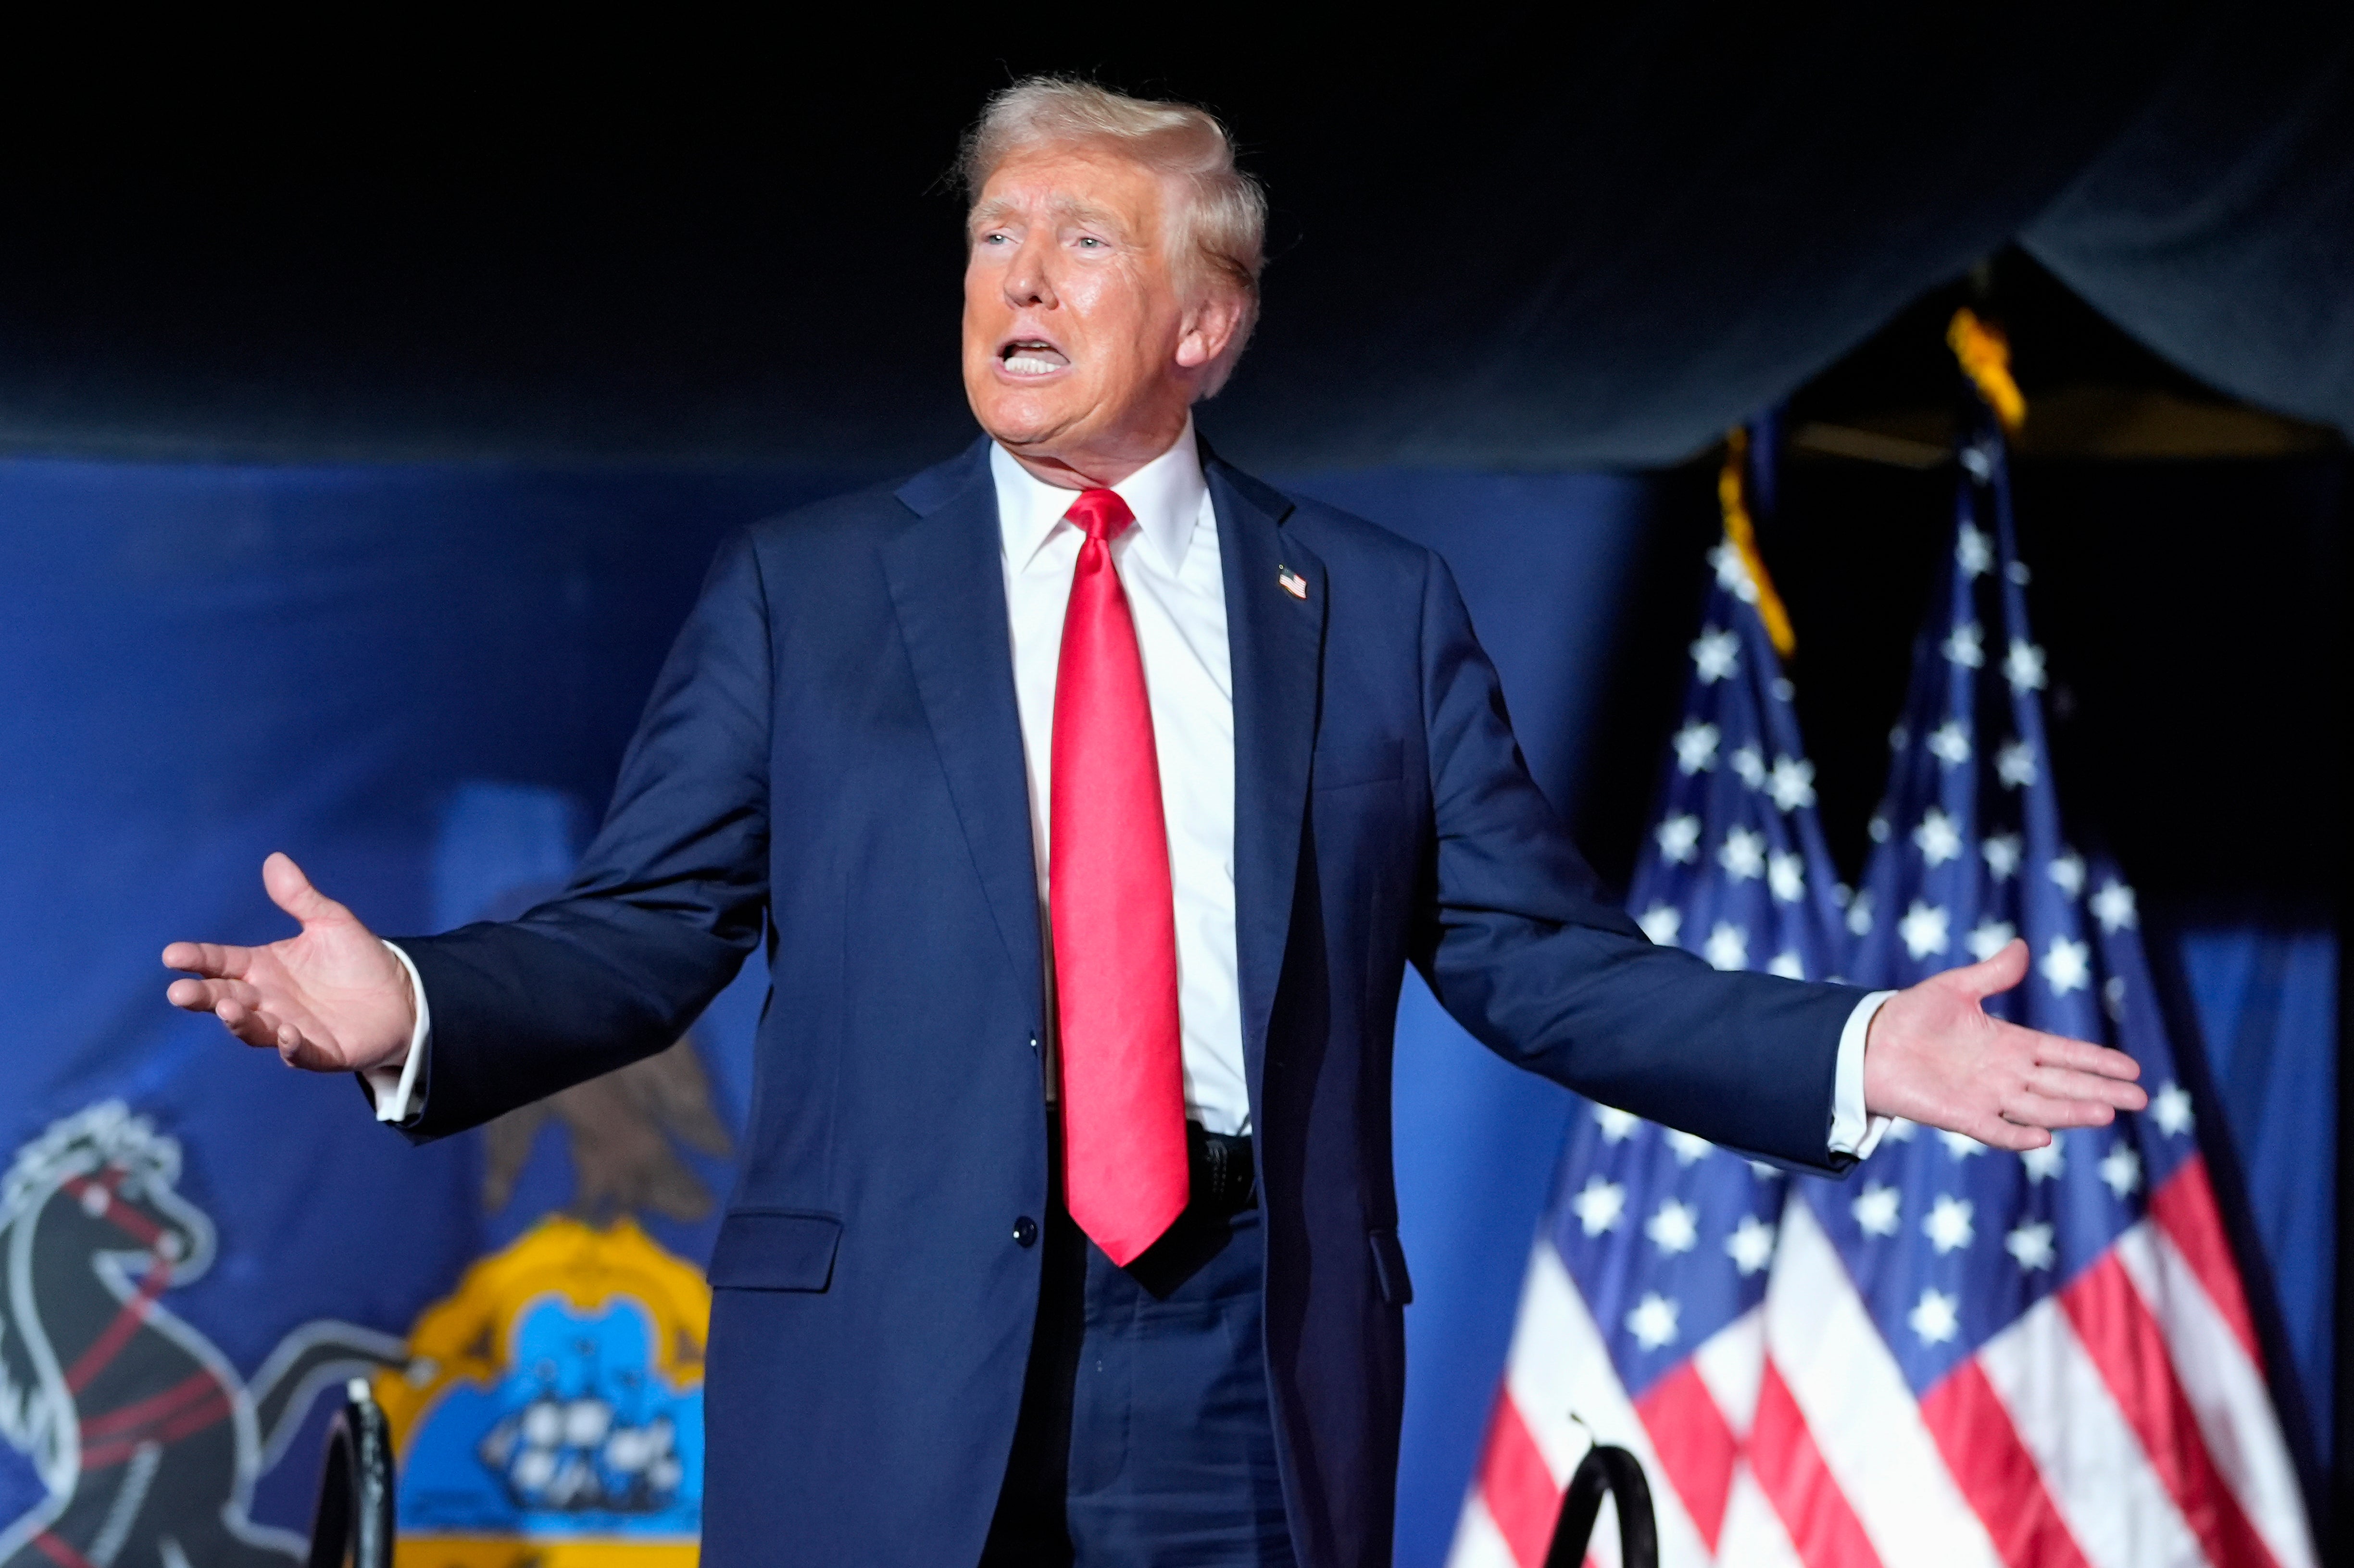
[[1050, 487, 1188, 1266]]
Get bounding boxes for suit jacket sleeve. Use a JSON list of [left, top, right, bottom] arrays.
[[1408, 550, 1863, 1173], [389, 529, 774, 1139]]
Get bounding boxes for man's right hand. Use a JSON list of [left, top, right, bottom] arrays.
[[163, 851, 416, 1073]]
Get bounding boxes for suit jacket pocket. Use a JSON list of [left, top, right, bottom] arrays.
[[1368, 1227, 1414, 1307], [1312, 737, 1404, 791], [708, 1209, 843, 1292]]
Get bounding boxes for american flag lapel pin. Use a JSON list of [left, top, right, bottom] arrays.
[[1277, 564, 1308, 600]]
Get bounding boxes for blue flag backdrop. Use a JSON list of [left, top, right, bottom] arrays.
[[0, 451, 2334, 1565], [0, 462, 851, 1563]]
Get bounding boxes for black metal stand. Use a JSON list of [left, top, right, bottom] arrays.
[[307, 1378, 396, 1568], [1542, 1443, 1658, 1568]]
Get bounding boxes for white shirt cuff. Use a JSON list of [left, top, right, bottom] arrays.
[[365, 941, 431, 1123], [1829, 990, 1897, 1159]]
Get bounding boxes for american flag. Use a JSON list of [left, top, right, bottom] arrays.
[[1451, 414, 2317, 1568], [1758, 412, 2314, 1568], [1448, 432, 1856, 1567]]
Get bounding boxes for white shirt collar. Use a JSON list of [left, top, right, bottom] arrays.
[[989, 415, 1207, 575]]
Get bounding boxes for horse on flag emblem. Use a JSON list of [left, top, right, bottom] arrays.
[[0, 1101, 408, 1568]]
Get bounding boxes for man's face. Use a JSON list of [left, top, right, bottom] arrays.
[[963, 146, 1223, 479]]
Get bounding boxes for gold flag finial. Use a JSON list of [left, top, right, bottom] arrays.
[[1718, 426, 1796, 658], [1947, 307, 2027, 434]]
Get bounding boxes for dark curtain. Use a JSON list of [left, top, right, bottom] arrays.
[[2021, 20, 2354, 436], [1219, 6, 2354, 467], [5, 6, 2347, 468]]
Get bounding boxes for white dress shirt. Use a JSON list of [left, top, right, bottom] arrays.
[[990, 420, 1250, 1135], [376, 419, 1885, 1157]]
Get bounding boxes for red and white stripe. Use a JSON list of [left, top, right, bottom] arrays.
[[1694, 1311, 1808, 1568], [1973, 1288, 2203, 1566], [2127, 1163, 2314, 1568], [1762, 1199, 2003, 1568], [1449, 1239, 1715, 1567], [1450, 1249, 1818, 1568], [1755, 1187, 2313, 1568], [1962, 1160, 2312, 1568], [1455, 1158, 2312, 1568]]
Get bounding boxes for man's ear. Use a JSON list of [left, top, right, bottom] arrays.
[[1174, 287, 1248, 373]]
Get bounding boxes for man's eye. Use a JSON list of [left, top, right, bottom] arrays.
[[1077, 236, 1104, 249]]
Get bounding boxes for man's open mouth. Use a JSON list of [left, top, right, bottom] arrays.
[[999, 338, 1071, 377]]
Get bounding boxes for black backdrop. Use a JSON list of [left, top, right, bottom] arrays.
[[3, 5, 2347, 467]]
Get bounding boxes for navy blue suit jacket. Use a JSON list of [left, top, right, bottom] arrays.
[[396, 439, 1865, 1568]]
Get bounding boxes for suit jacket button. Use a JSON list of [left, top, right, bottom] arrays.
[[1013, 1217, 1039, 1248]]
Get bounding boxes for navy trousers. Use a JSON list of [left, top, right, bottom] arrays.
[[980, 1154, 1295, 1567]]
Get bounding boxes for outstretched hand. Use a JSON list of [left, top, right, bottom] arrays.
[[163, 852, 416, 1073], [1863, 938, 2146, 1151]]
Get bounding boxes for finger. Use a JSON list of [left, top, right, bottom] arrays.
[[2026, 1065, 2148, 1111], [2027, 1031, 2142, 1081], [1945, 938, 2029, 1001], [1970, 1116, 2048, 1152], [213, 996, 288, 1049], [2003, 1089, 2117, 1131], [167, 977, 263, 1013], [162, 940, 252, 980], [277, 1028, 347, 1072], [263, 851, 350, 929]]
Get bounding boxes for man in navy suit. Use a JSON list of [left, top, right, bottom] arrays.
[[166, 78, 2144, 1568]]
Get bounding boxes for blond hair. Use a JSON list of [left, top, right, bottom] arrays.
[[962, 76, 1267, 395]]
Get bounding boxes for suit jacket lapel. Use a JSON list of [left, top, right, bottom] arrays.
[[1210, 457, 1325, 1122], [882, 440, 1044, 1013]]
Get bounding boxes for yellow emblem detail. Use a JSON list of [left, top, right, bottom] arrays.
[[376, 1217, 710, 1567]]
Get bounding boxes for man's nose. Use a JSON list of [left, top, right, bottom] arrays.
[[1002, 240, 1057, 311]]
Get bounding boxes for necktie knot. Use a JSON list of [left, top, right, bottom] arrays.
[[1064, 487, 1136, 545]]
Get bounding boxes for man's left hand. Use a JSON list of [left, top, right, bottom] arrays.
[[1862, 938, 2147, 1150]]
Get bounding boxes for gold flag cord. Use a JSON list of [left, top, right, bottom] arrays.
[[1947, 306, 2028, 434], [1718, 426, 1796, 658], [1714, 307, 2020, 667]]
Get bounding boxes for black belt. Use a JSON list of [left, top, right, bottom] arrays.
[[1188, 1121, 1256, 1218]]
